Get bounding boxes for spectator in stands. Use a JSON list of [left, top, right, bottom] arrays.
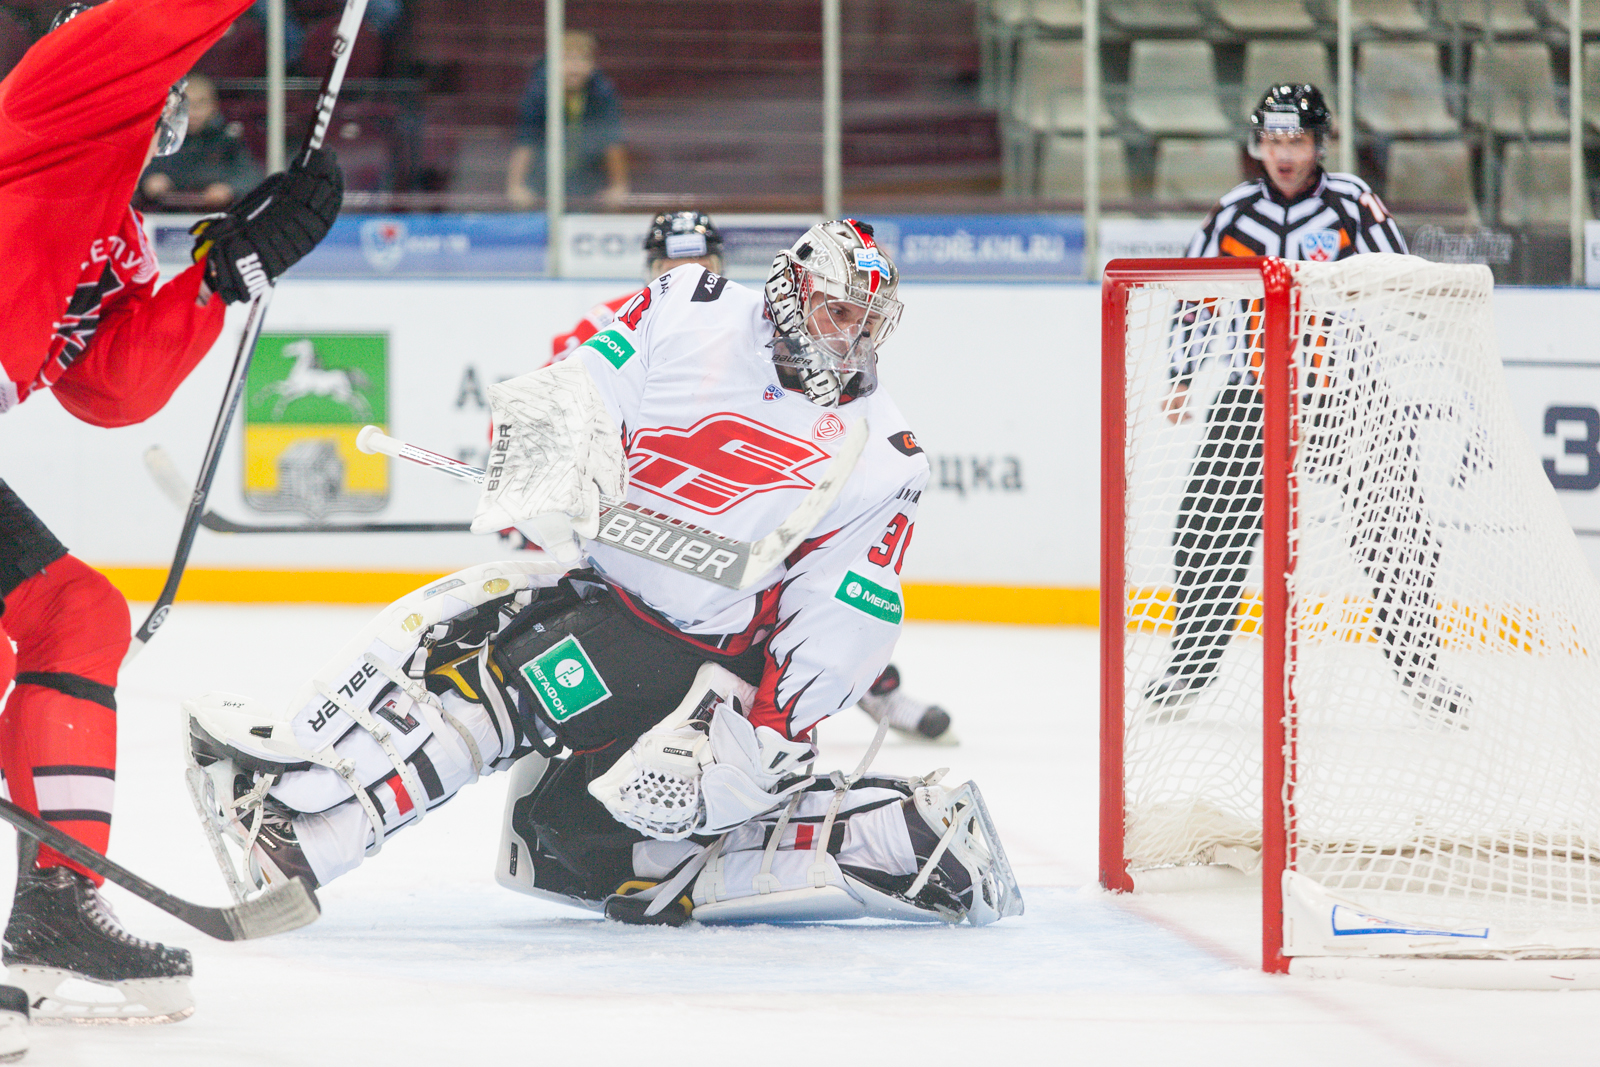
[[506, 30, 628, 208], [140, 73, 261, 209]]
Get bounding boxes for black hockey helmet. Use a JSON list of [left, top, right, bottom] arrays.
[[52, 3, 189, 157], [1249, 83, 1332, 157], [643, 211, 723, 267]]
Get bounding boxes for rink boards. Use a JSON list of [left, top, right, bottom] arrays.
[[0, 278, 1597, 622]]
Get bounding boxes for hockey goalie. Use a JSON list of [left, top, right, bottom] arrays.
[[182, 221, 1021, 927]]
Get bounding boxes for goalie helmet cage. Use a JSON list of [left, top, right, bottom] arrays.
[[1100, 254, 1600, 986]]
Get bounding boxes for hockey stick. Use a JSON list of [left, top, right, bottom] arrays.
[[144, 445, 472, 534], [0, 796, 318, 941], [354, 420, 869, 591], [127, 0, 372, 662]]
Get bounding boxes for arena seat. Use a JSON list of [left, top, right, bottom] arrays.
[[1154, 138, 1243, 202], [1385, 140, 1479, 221], [1213, 0, 1314, 32], [1105, 0, 1204, 30], [1500, 142, 1586, 226], [1012, 40, 1114, 133], [1452, 0, 1539, 32], [1356, 43, 1459, 135], [192, 13, 265, 79], [1545, 0, 1600, 32], [1039, 135, 1131, 199], [1468, 43, 1565, 136], [1348, 0, 1430, 32], [1127, 41, 1232, 136], [1242, 42, 1331, 112]]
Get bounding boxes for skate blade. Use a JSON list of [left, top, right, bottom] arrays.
[[0, 1012, 24, 1062], [7, 966, 193, 1025]]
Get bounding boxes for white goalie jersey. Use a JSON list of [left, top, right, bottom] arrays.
[[560, 265, 929, 739]]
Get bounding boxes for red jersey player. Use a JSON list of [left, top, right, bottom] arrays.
[[546, 211, 957, 744], [0, 0, 342, 1033]]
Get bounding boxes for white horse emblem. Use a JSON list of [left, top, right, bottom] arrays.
[[259, 339, 372, 419]]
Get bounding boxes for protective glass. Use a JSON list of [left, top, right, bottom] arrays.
[[155, 79, 190, 158]]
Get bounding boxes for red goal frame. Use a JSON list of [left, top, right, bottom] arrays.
[[1098, 257, 1298, 974]]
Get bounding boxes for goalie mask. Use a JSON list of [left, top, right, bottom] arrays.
[[764, 219, 902, 408], [52, 4, 189, 157]]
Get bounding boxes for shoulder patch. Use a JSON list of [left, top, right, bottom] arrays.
[[581, 327, 636, 370], [690, 270, 728, 303], [888, 430, 923, 456]]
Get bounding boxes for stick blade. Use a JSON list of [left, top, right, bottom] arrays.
[[738, 416, 870, 589], [205, 877, 322, 941]]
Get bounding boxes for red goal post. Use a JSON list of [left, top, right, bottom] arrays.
[[1100, 257, 1295, 972], [1100, 254, 1600, 986]]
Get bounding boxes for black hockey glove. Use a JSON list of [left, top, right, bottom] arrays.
[[191, 148, 344, 304]]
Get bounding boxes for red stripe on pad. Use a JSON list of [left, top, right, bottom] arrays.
[[794, 824, 815, 850], [387, 773, 414, 815]]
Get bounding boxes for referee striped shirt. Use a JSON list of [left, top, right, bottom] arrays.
[[1174, 169, 1406, 381], [1187, 170, 1406, 261]]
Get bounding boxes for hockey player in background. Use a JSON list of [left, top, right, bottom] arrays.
[[546, 210, 956, 744], [0, 0, 341, 1032], [1146, 84, 1467, 721], [186, 220, 1020, 930]]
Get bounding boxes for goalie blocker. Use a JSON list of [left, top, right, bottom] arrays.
[[185, 562, 1020, 926]]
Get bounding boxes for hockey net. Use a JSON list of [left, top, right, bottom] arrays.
[[1101, 254, 1600, 974]]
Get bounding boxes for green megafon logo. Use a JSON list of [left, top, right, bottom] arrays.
[[582, 327, 636, 370], [835, 571, 904, 624], [520, 635, 612, 722]]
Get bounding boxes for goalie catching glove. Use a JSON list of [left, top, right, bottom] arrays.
[[471, 361, 628, 562], [191, 148, 344, 303], [589, 664, 817, 840]]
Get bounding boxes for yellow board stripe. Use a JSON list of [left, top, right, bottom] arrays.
[[91, 567, 1100, 626], [1126, 585, 1585, 655]]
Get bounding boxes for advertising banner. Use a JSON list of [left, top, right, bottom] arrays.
[[857, 214, 1084, 281]]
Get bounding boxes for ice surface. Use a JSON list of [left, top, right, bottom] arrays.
[[10, 607, 1596, 1064]]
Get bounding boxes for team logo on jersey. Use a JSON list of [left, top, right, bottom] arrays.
[[616, 288, 652, 331], [243, 334, 389, 519], [812, 413, 847, 441], [1300, 230, 1340, 262], [762, 384, 786, 403], [520, 636, 612, 722], [628, 413, 829, 514]]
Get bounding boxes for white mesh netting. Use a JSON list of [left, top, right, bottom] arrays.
[[1118, 253, 1600, 937]]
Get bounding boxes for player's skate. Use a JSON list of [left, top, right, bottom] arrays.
[[858, 665, 957, 744], [3, 845, 193, 1024]]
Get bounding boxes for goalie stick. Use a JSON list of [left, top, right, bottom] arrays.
[[143, 445, 472, 534], [127, 0, 372, 663], [0, 796, 318, 942], [354, 421, 869, 591]]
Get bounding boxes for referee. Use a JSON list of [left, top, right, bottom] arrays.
[[1147, 84, 1468, 721]]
